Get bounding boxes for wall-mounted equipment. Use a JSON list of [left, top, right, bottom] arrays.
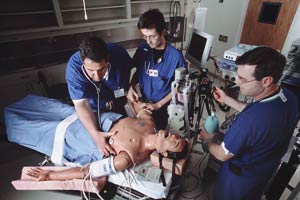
[[224, 44, 257, 62], [167, 0, 184, 43], [219, 44, 257, 82]]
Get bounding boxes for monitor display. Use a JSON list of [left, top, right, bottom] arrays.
[[185, 31, 214, 68]]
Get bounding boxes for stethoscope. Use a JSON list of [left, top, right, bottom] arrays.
[[81, 63, 111, 130], [144, 58, 151, 75], [143, 48, 163, 76]]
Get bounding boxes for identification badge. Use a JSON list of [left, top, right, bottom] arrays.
[[149, 69, 158, 77], [114, 88, 125, 98]]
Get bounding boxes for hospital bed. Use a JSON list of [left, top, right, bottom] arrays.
[[4, 94, 180, 199]]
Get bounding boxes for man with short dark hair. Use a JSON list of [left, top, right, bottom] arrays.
[[66, 37, 132, 157], [127, 9, 187, 130], [201, 46, 298, 200]]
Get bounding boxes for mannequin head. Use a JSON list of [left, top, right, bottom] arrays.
[[156, 131, 188, 186], [156, 130, 187, 158]]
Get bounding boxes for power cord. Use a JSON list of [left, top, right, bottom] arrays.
[[178, 153, 208, 199], [116, 163, 137, 199], [81, 171, 105, 200]]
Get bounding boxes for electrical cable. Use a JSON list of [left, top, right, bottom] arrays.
[[169, 0, 182, 38], [169, 0, 184, 49], [178, 153, 208, 199], [96, 83, 102, 130], [209, 55, 221, 74], [116, 164, 136, 199], [181, 0, 187, 51], [192, 154, 209, 199], [81, 171, 105, 200]]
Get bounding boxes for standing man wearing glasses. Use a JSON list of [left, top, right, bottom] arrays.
[[127, 9, 187, 130], [66, 36, 132, 157], [201, 47, 298, 200]]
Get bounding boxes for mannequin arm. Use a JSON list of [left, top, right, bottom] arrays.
[[27, 152, 133, 181], [113, 151, 133, 171], [26, 167, 86, 181]]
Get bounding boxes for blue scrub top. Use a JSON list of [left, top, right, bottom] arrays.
[[133, 42, 187, 102], [215, 88, 298, 200], [66, 43, 132, 111]]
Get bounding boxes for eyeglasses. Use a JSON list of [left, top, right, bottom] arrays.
[[238, 76, 257, 84], [142, 34, 159, 41]]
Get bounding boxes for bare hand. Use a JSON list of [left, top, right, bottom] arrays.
[[140, 102, 161, 111], [213, 87, 227, 104], [136, 109, 153, 120], [127, 86, 139, 103], [199, 126, 215, 141], [95, 131, 117, 157], [26, 168, 52, 181], [93, 176, 107, 190]]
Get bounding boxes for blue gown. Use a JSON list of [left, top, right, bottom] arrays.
[[4, 95, 123, 166]]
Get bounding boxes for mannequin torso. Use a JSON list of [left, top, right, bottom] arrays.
[[110, 117, 156, 165]]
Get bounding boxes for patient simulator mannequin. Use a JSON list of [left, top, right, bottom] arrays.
[[27, 109, 187, 181]]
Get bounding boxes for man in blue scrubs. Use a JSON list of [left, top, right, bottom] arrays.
[[66, 37, 132, 157], [201, 47, 298, 200], [127, 9, 187, 129]]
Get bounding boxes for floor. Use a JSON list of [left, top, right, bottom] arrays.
[[0, 136, 82, 200], [175, 144, 216, 200]]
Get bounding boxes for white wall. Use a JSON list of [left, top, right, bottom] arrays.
[[185, 0, 299, 69], [185, 0, 249, 58]]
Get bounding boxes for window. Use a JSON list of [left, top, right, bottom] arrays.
[[258, 2, 282, 25]]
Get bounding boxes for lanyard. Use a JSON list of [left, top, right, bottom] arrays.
[[144, 60, 151, 75], [144, 51, 161, 77]]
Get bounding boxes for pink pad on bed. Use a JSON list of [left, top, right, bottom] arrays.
[[12, 166, 106, 193]]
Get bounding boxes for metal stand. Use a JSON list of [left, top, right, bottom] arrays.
[[287, 179, 300, 200]]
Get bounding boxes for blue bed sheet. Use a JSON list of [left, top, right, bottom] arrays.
[[4, 94, 122, 165]]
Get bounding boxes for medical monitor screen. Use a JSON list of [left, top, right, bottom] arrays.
[[185, 31, 213, 68], [189, 33, 206, 63]]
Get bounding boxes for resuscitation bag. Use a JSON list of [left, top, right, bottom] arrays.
[[204, 113, 219, 134]]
